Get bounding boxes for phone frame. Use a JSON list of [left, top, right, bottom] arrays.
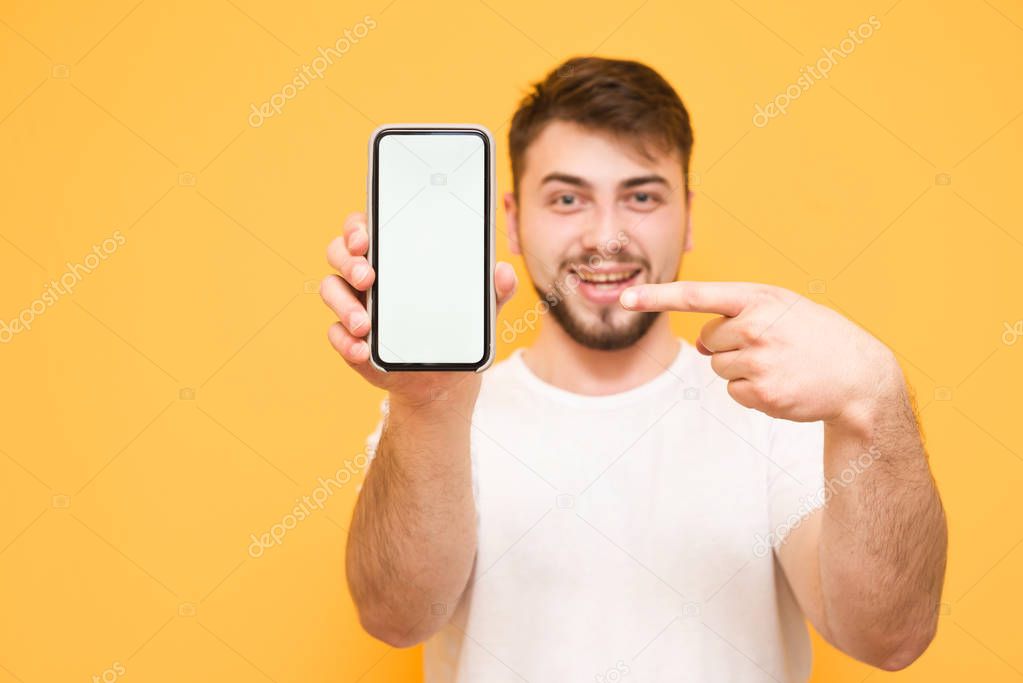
[[366, 123, 496, 373]]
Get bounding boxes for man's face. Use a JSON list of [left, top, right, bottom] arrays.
[[505, 120, 692, 350]]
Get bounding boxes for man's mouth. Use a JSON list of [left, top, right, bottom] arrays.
[[571, 266, 642, 287], [569, 265, 643, 304]]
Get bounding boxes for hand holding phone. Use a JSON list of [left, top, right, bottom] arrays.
[[320, 212, 517, 407]]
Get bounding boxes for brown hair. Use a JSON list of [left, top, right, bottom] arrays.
[[508, 56, 694, 198]]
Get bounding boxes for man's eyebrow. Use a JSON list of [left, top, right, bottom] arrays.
[[540, 173, 671, 190], [621, 174, 669, 189], [539, 172, 592, 188]]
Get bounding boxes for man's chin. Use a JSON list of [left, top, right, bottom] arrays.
[[550, 305, 660, 351]]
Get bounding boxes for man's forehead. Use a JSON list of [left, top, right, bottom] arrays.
[[522, 120, 682, 185]]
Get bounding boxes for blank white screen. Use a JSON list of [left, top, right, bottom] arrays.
[[376, 132, 486, 364]]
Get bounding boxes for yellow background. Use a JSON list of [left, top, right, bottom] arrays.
[[1, 0, 1021, 681]]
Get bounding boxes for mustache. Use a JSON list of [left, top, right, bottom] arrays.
[[562, 253, 650, 272]]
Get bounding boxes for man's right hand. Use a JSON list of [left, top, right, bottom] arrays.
[[320, 211, 518, 409]]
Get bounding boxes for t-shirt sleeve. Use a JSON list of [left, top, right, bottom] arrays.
[[765, 417, 826, 550], [362, 396, 389, 471]]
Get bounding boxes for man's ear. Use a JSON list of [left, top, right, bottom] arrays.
[[683, 189, 694, 253], [503, 191, 522, 255]]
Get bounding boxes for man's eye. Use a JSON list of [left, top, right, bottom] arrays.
[[628, 191, 661, 208], [556, 194, 576, 206]]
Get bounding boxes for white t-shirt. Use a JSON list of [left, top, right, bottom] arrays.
[[362, 338, 826, 683]]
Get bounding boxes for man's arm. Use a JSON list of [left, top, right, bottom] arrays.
[[346, 394, 478, 647], [778, 359, 947, 670], [619, 280, 948, 670], [321, 211, 518, 647]]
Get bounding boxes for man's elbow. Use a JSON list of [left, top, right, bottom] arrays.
[[355, 602, 441, 648], [360, 618, 425, 649], [863, 618, 938, 672]]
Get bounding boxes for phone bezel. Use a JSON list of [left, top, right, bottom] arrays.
[[366, 124, 496, 373]]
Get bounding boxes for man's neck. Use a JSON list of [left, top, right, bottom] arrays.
[[520, 315, 681, 397]]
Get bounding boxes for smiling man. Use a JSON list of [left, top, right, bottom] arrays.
[[320, 57, 948, 682]]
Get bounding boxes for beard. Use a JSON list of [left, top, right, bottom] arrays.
[[533, 283, 660, 351]]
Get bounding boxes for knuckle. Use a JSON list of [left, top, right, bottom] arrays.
[[327, 322, 344, 346], [352, 260, 374, 285], [766, 284, 799, 307], [751, 381, 774, 406], [745, 352, 767, 376], [341, 255, 361, 279], [343, 212, 367, 236], [741, 312, 773, 343], [736, 322, 759, 345], [754, 327, 777, 347], [676, 288, 699, 311], [710, 352, 729, 375], [327, 236, 348, 265], [319, 274, 336, 300], [751, 380, 787, 411], [726, 380, 747, 404]]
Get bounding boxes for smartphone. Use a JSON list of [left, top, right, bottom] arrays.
[[366, 124, 496, 372]]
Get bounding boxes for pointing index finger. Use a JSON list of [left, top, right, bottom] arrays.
[[620, 281, 760, 317]]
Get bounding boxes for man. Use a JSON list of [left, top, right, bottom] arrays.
[[320, 57, 947, 682]]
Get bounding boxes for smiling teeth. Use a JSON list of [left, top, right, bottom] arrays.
[[575, 269, 638, 284]]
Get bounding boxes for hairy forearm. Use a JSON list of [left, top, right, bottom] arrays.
[[345, 397, 478, 647], [818, 360, 948, 670]]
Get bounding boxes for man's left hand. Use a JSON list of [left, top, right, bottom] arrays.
[[620, 281, 902, 433]]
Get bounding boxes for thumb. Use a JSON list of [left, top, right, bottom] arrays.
[[495, 261, 518, 313]]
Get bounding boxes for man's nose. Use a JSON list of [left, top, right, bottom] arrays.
[[580, 205, 622, 252]]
